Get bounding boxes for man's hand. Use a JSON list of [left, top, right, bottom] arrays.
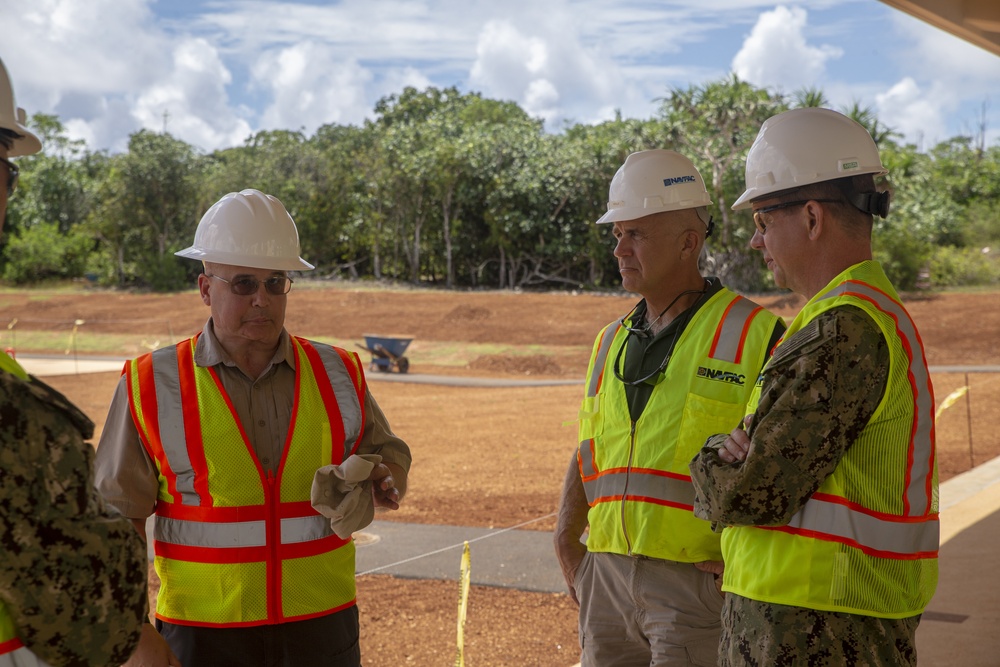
[[122, 623, 182, 667], [717, 415, 754, 464], [369, 463, 401, 510], [694, 560, 725, 595]]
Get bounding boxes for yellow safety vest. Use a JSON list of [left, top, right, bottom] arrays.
[[722, 261, 938, 618], [0, 545, 26, 660], [125, 335, 366, 627], [0, 353, 51, 665], [579, 288, 782, 561]]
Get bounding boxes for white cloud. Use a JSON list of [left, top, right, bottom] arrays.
[[875, 78, 948, 149], [252, 42, 374, 132], [468, 18, 631, 128], [133, 38, 253, 152], [1, 0, 995, 154], [886, 10, 1000, 144], [732, 5, 843, 92]]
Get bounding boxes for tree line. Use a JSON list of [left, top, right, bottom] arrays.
[[3, 75, 998, 294]]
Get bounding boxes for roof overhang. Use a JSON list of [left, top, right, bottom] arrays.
[[878, 0, 1000, 57]]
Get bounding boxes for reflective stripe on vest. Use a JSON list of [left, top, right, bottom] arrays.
[[723, 262, 938, 617], [822, 280, 935, 517], [762, 279, 936, 554], [0, 645, 51, 667], [578, 289, 781, 561], [126, 335, 365, 626]]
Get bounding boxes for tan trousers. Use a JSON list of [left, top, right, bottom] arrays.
[[576, 551, 724, 667]]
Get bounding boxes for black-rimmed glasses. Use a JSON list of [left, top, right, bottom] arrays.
[[206, 273, 293, 296], [1, 156, 19, 197], [752, 199, 842, 235]]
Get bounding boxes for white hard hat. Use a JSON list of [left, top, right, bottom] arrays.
[[0, 57, 41, 157], [175, 189, 315, 271], [596, 149, 712, 224], [732, 107, 886, 210]]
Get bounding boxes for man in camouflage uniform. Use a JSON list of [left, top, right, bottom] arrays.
[[0, 55, 150, 666], [689, 108, 938, 666]]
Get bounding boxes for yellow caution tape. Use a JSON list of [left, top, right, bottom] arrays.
[[935, 386, 969, 420], [455, 541, 471, 667]]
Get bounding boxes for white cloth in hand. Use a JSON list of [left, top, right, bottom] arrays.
[[311, 453, 382, 539]]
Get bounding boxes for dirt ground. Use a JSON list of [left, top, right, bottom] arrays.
[[3, 284, 998, 667]]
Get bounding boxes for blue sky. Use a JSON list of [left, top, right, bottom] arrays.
[[2, 0, 998, 154]]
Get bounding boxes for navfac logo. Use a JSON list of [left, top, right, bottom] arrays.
[[663, 175, 697, 187], [697, 366, 746, 386]]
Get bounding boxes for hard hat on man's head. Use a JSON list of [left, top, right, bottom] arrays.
[[732, 107, 886, 210], [175, 189, 315, 271], [596, 149, 712, 224], [0, 56, 42, 157]]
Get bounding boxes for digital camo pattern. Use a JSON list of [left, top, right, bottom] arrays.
[[0, 369, 147, 666], [719, 594, 919, 666], [688, 306, 914, 665], [689, 306, 890, 527]]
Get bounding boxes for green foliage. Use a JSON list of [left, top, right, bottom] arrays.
[[1, 222, 93, 284], [138, 252, 190, 292], [3, 77, 999, 294], [872, 223, 934, 291], [928, 246, 1000, 288]]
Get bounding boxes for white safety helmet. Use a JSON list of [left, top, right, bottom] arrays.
[[732, 107, 887, 210], [596, 149, 712, 224], [175, 189, 315, 271], [0, 56, 41, 157]]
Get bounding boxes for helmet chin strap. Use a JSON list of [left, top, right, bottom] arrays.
[[851, 191, 891, 218]]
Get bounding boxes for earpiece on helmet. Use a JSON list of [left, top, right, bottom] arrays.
[[851, 191, 891, 219]]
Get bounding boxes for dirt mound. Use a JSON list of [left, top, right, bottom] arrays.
[[467, 354, 562, 376], [443, 304, 493, 322]]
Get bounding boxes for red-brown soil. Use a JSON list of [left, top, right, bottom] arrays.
[[4, 284, 997, 667]]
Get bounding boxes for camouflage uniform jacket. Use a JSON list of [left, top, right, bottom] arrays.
[[689, 306, 925, 666], [0, 363, 147, 666]]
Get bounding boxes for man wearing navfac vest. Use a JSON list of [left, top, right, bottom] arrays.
[[95, 189, 411, 667], [689, 108, 938, 666], [554, 149, 785, 666]]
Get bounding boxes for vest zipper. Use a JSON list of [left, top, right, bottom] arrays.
[[621, 420, 637, 555], [267, 470, 281, 622]]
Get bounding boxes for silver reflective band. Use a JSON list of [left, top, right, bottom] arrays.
[[783, 497, 939, 555], [155, 514, 334, 548], [156, 516, 267, 548]]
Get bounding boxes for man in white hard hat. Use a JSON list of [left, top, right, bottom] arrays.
[[554, 149, 785, 666], [689, 107, 938, 666], [0, 55, 149, 665], [95, 189, 412, 667]]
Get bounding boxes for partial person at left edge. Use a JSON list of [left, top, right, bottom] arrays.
[[0, 55, 150, 666]]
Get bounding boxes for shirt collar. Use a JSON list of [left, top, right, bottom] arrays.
[[194, 318, 294, 371]]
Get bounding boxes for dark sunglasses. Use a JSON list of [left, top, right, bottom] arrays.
[[1, 155, 19, 197], [752, 199, 842, 235], [206, 273, 293, 296]]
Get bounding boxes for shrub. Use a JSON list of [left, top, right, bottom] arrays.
[[928, 246, 1000, 288]]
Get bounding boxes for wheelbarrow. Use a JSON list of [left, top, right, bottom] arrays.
[[357, 334, 414, 374]]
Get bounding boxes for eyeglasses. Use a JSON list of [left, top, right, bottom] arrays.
[[206, 273, 293, 296], [0, 156, 19, 197], [752, 199, 842, 235], [612, 305, 687, 387], [612, 328, 676, 386]]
